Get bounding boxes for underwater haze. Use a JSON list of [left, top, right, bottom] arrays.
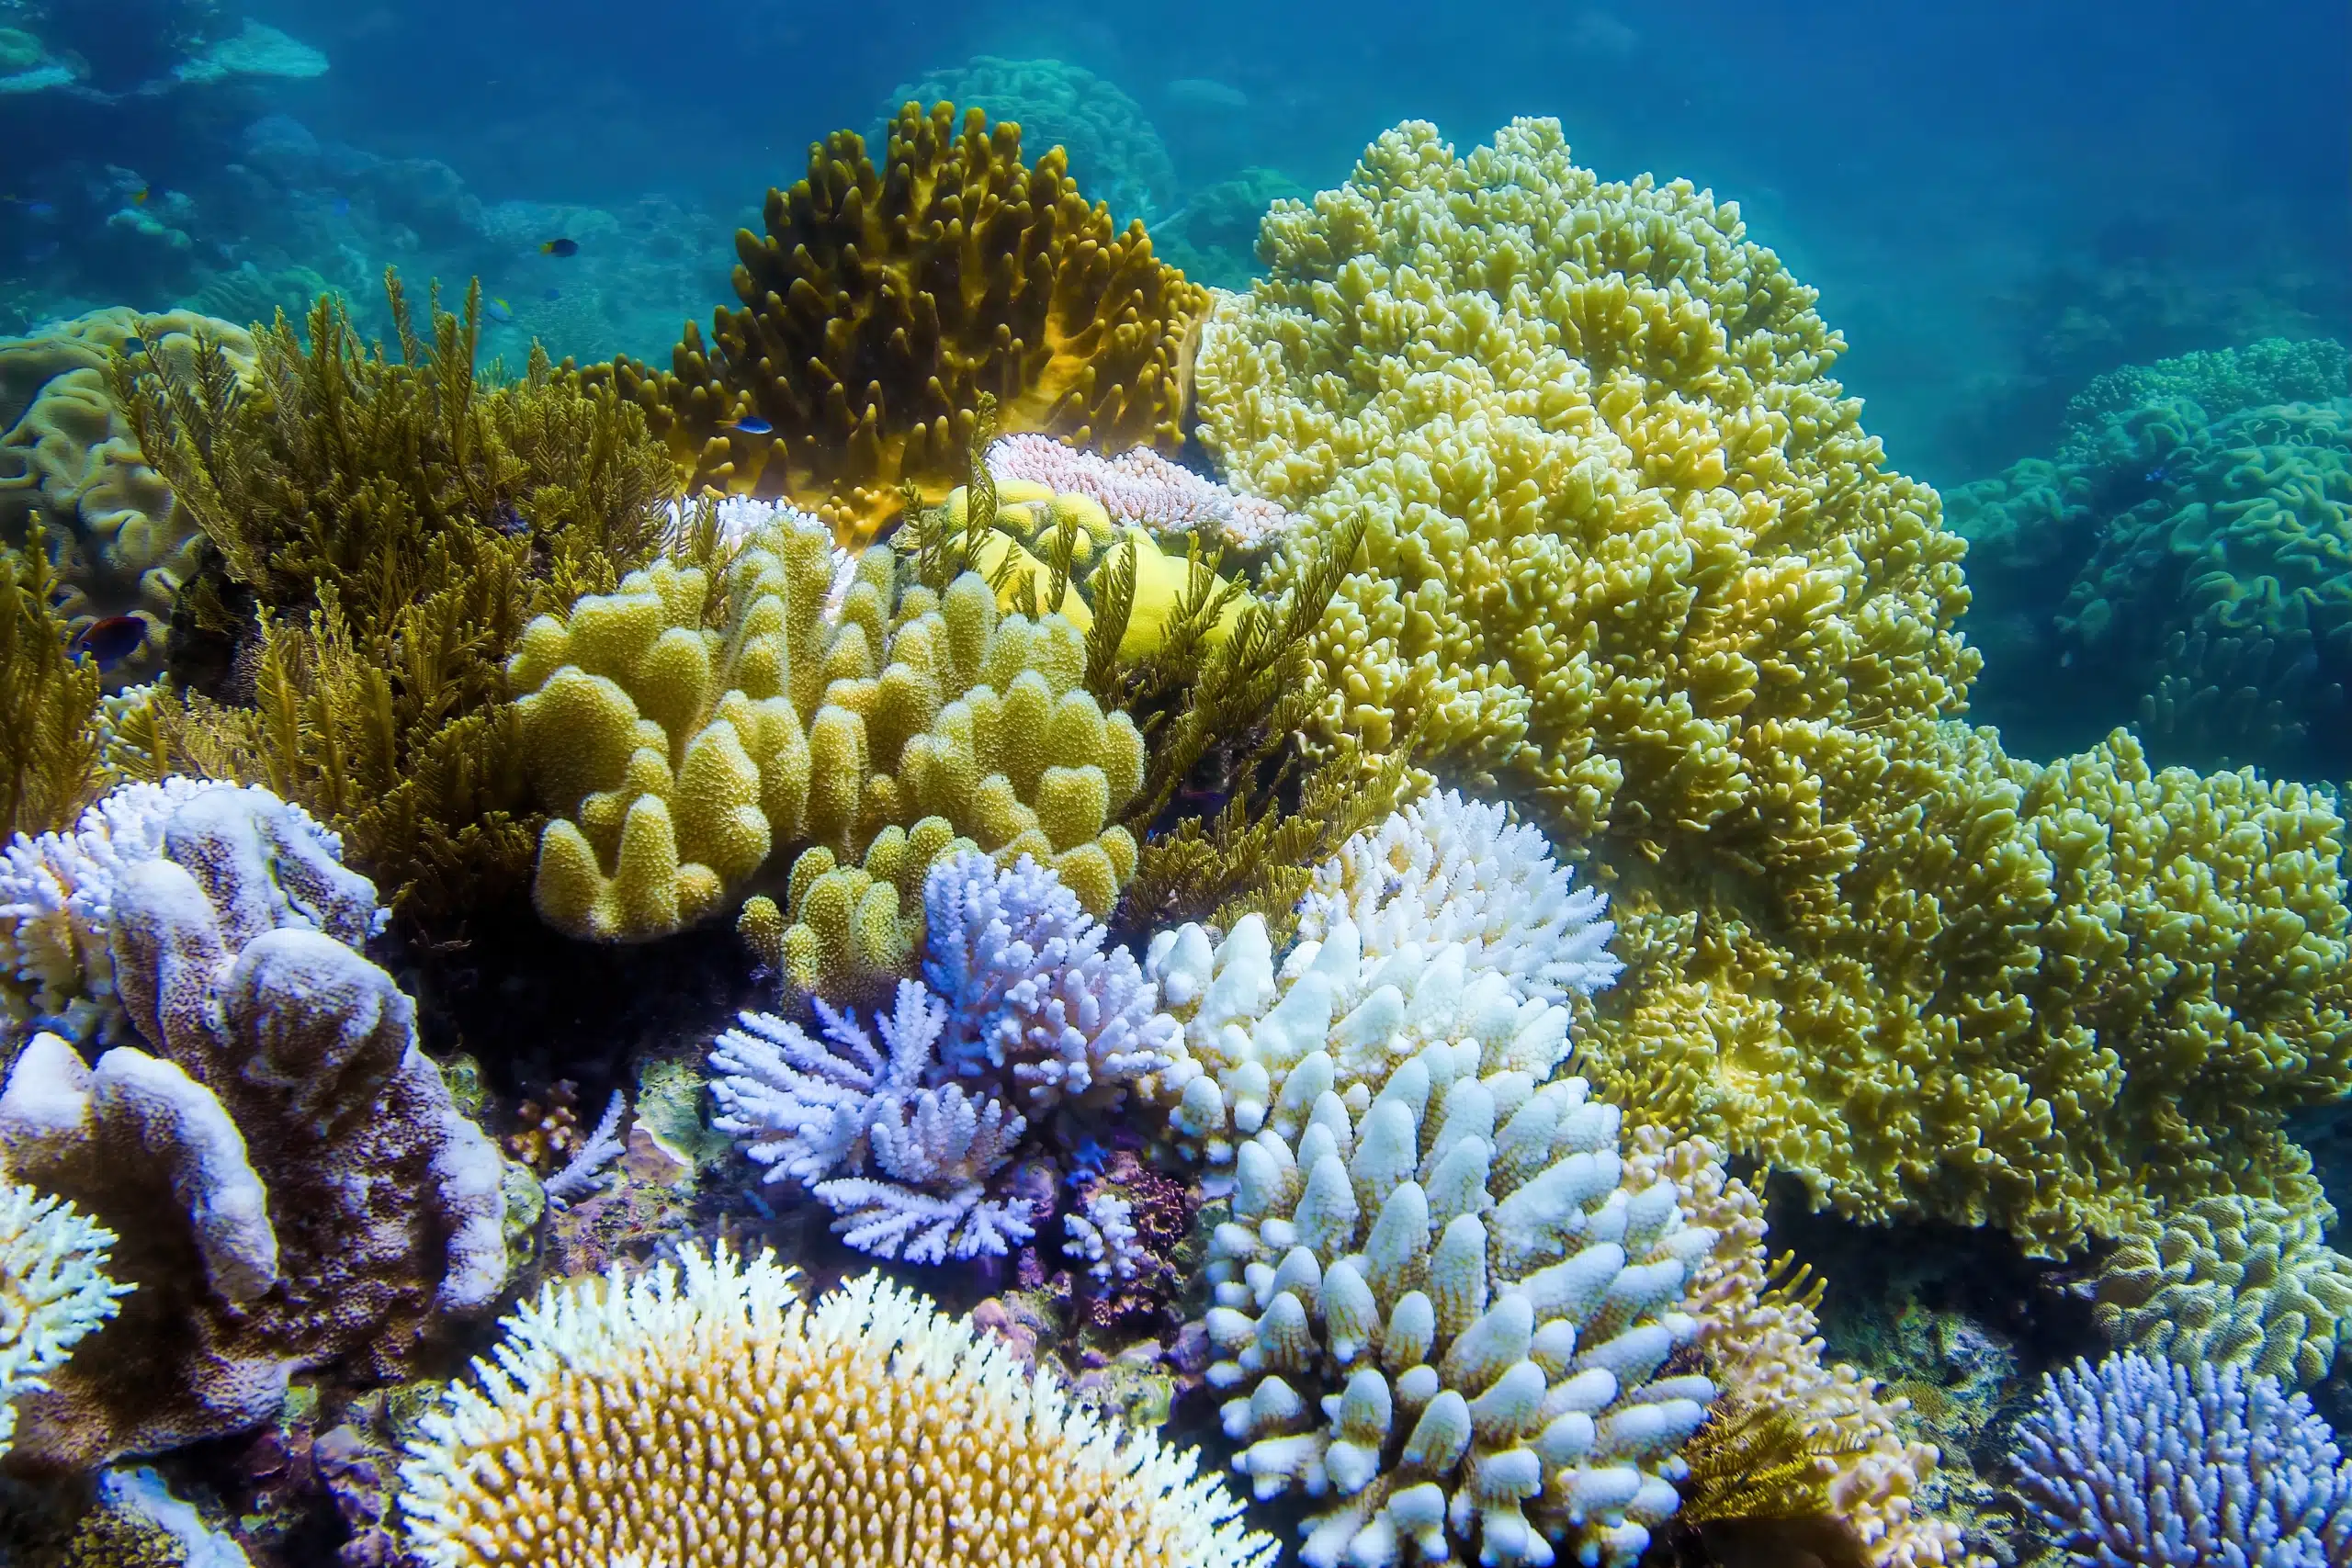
[[3, 1, 2352, 1566]]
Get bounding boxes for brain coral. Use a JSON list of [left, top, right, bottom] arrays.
[[884, 56, 1180, 225], [608, 102, 1210, 547], [0, 308, 256, 682], [1194, 118, 2352, 1254], [398, 1246, 1275, 1568]]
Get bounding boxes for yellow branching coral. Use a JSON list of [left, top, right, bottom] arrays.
[[397, 1246, 1275, 1568], [0, 308, 257, 683], [607, 101, 1211, 547], [2092, 1192, 2352, 1389], [1, 1182, 131, 1460], [1625, 1130, 1977, 1568], [508, 509, 1144, 950], [1197, 117, 2352, 1252]]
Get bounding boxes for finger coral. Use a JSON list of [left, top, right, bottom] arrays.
[[2091, 1192, 2352, 1389], [397, 1246, 1278, 1568], [605, 101, 1211, 547], [2010, 1351, 2352, 1567], [0, 779, 504, 1469], [0, 307, 257, 683], [508, 504, 1146, 950], [0, 1183, 130, 1461], [107, 276, 679, 933], [1201, 1039, 1716, 1568], [1195, 118, 2352, 1253]]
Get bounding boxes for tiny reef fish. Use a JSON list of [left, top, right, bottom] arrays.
[[727, 415, 775, 436], [130, 185, 150, 206], [70, 615, 147, 669], [539, 237, 579, 256], [485, 298, 514, 323]]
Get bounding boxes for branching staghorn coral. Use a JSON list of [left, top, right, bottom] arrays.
[[2010, 1351, 2352, 1567], [711, 851, 1173, 1262], [398, 1247, 1277, 1568], [0, 533, 105, 842], [606, 102, 1210, 547], [1197, 118, 2352, 1253], [507, 500, 1148, 954], [106, 274, 679, 931], [2091, 1191, 2352, 1389], [0, 307, 259, 684], [0, 779, 505, 1469], [0, 1183, 130, 1461]]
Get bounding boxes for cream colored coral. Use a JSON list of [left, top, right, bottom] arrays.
[[1625, 1130, 1975, 1568], [2093, 1192, 2352, 1389], [398, 1246, 1274, 1568], [509, 510, 1145, 949], [0, 1181, 130, 1459]]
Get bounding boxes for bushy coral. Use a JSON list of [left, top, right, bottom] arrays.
[[2010, 1351, 2352, 1567], [607, 103, 1210, 547], [0, 307, 257, 683], [0, 779, 504, 1469], [398, 1246, 1277, 1568], [884, 56, 1181, 226], [2091, 1192, 2352, 1389], [508, 504, 1146, 949], [0, 1183, 130, 1460], [1197, 118, 2352, 1253], [0, 535, 105, 842]]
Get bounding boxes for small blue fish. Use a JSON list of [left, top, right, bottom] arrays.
[[727, 414, 774, 436], [70, 615, 147, 670], [542, 287, 560, 301], [539, 237, 579, 257], [484, 297, 514, 324], [2144, 466, 2168, 484]]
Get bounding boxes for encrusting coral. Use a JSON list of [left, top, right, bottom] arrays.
[[103, 275, 678, 932], [2090, 1191, 2352, 1390], [606, 101, 1211, 546], [0, 778, 505, 1470], [397, 1245, 1277, 1568], [1196, 117, 2352, 1255], [0, 307, 258, 683], [0, 1183, 130, 1461], [508, 502, 1147, 954]]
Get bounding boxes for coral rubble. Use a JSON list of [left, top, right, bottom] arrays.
[[607, 102, 1210, 546], [398, 1246, 1277, 1567]]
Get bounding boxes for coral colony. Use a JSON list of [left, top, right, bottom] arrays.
[[0, 99, 2346, 1568]]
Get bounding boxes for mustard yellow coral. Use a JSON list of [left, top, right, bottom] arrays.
[[2093, 1191, 2352, 1388], [509, 510, 1145, 946], [396, 1247, 1275, 1568], [1196, 117, 2352, 1253]]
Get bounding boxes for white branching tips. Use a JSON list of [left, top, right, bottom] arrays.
[[0, 1182, 130, 1459]]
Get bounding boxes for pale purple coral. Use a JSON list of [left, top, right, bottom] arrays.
[[986, 433, 1304, 551], [2012, 1350, 2352, 1566], [922, 851, 1176, 1113]]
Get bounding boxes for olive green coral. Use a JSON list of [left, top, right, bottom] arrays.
[[507, 508, 1145, 957], [0, 536, 105, 840], [606, 102, 1211, 547]]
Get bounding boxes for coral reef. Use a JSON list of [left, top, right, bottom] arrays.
[[605, 102, 1210, 546], [2091, 1192, 2352, 1389], [884, 57, 1181, 226], [0, 1183, 129, 1460], [1157, 169, 1312, 293], [398, 1246, 1276, 1567], [0, 534, 104, 840], [107, 277, 678, 931], [2010, 1350, 2352, 1566], [989, 433, 1306, 553], [509, 503, 1145, 949], [1947, 338, 2352, 773], [0, 308, 256, 682], [1196, 118, 2352, 1254], [0, 779, 504, 1470]]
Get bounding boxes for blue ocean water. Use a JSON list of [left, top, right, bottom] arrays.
[[4, 2, 2352, 1563]]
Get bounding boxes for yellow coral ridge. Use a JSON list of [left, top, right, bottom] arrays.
[[2093, 1192, 2352, 1388], [1197, 118, 2352, 1251], [511, 512, 1144, 944], [396, 1247, 1275, 1568]]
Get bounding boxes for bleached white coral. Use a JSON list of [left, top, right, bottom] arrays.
[[1202, 1040, 1714, 1568], [1067, 1191, 1148, 1283], [924, 850, 1177, 1113], [987, 432, 1306, 551], [0, 778, 382, 1045], [708, 980, 1035, 1263], [1296, 790, 1621, 1004], [541, 1091, 628, 1211], [0, 1182, 131, 1459]]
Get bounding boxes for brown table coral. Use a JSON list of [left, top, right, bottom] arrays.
[[606, 101, 1210, 547]]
